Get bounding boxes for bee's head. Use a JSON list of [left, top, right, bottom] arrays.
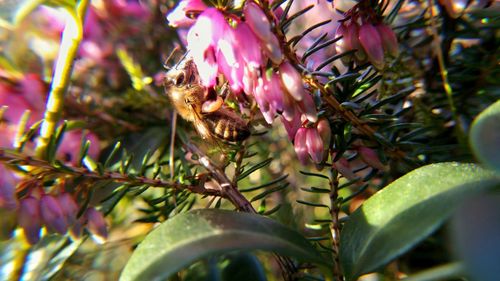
[[165, 58, 199, 89]]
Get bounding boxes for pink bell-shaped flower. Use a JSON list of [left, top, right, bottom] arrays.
[[18, 197, 42, 244], [186, 8, 226, 87], [294, 128, 309, 165], [306, 128, 324, 163], [40, 194, 68, 234], [376, 24, 399, 57], [86, 207, 108, 244], [57, 193, 79, 226], [166, 0, 207, 28], [358, 23, 385, 69], [279, 61, 306, 101]]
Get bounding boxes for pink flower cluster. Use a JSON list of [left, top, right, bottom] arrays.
[[167, 1, 329, 165], [81, 0, 150, 62], [335, 12, 399, 69], [0, 73, 103, 244], [17, 193, 107, 244]]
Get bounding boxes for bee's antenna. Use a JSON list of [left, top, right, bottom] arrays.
[[163, 46, 181, 70]]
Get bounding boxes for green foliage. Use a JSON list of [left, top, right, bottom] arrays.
[[470, 100, 500, 174], [0, 0, 498, 280], [339, 163, 500, 280], [120, 209, 327, 281]]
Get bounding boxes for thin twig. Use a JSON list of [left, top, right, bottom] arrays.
[[329, 169, 343, 281], [0, 148, 221, 197]]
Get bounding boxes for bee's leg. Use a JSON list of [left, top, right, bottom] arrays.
[[169, 111, 178, 210], [220, 82, 231, 99]]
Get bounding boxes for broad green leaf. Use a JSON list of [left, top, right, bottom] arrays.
[[470, 100, 500, 174], [120, 209, 327, 281], [340, 162, 500, 281]]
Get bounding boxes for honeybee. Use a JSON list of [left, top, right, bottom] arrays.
[[164, 58, 250, 142]]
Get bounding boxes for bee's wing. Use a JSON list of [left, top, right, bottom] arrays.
[[188, 103, 215, 142]]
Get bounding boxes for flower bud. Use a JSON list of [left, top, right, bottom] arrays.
[[376, 24, 399, 57], [263, 34, 283, 64], [235, 22, 263, 69], [297, 93, 318, 123], [348, 23, 366, 62], [57, 193, 79, 226], [0, 168, 17, 210], [332, 157, 357, 181], [279, 61, 306, 101], [316, 118, 331, 153], [266, 73, 285, 113], [282, 92, 298, 122], [166, 0, 207, 28], [294, 128, 309, 165], [335, 23, 351, 54], [40, 195, 68, 234], [358, 23, 385, 69], [244, 2, 273, 44], [86, 207, 108, 244], [281, 115, 301, 141], [306, 128, 324, 164], [18, 197, 41, 244], [357, 146, 386, 171]]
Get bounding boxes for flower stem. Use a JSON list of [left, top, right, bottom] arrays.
[[35, 1, 89, 159]]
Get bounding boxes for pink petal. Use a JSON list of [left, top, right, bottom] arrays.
[[297, 93, 318, 123], [294, 128, 309, 165], [316, 118, 331, 151], [40, 195, 68, 234], [167, 0, 207, 27], [281, 114, 301, 140], [244, 2, 273, 43], [279, 61, 305, 101], [358, 23, 385, 69], [306, 128, 324, 163], [376, 24, 399, 57], [18, 197, 42, 244]]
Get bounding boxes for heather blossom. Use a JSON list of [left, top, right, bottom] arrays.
[[333, 3, 399, 69], [166, 1, 327, 164]]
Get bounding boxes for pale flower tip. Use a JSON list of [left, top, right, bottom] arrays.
[[280, 62, 305, 101], [306, 128, 324, 164], [358, 24, 385, 69], [294, 128, 309, 165], [86, 207, 108, 244]]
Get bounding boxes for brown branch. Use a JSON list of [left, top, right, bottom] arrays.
[[184, 143, 255, 213], [0, 148, 221, 197]]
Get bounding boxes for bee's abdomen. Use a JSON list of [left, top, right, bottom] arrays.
[[205, 111, 250, 142]]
